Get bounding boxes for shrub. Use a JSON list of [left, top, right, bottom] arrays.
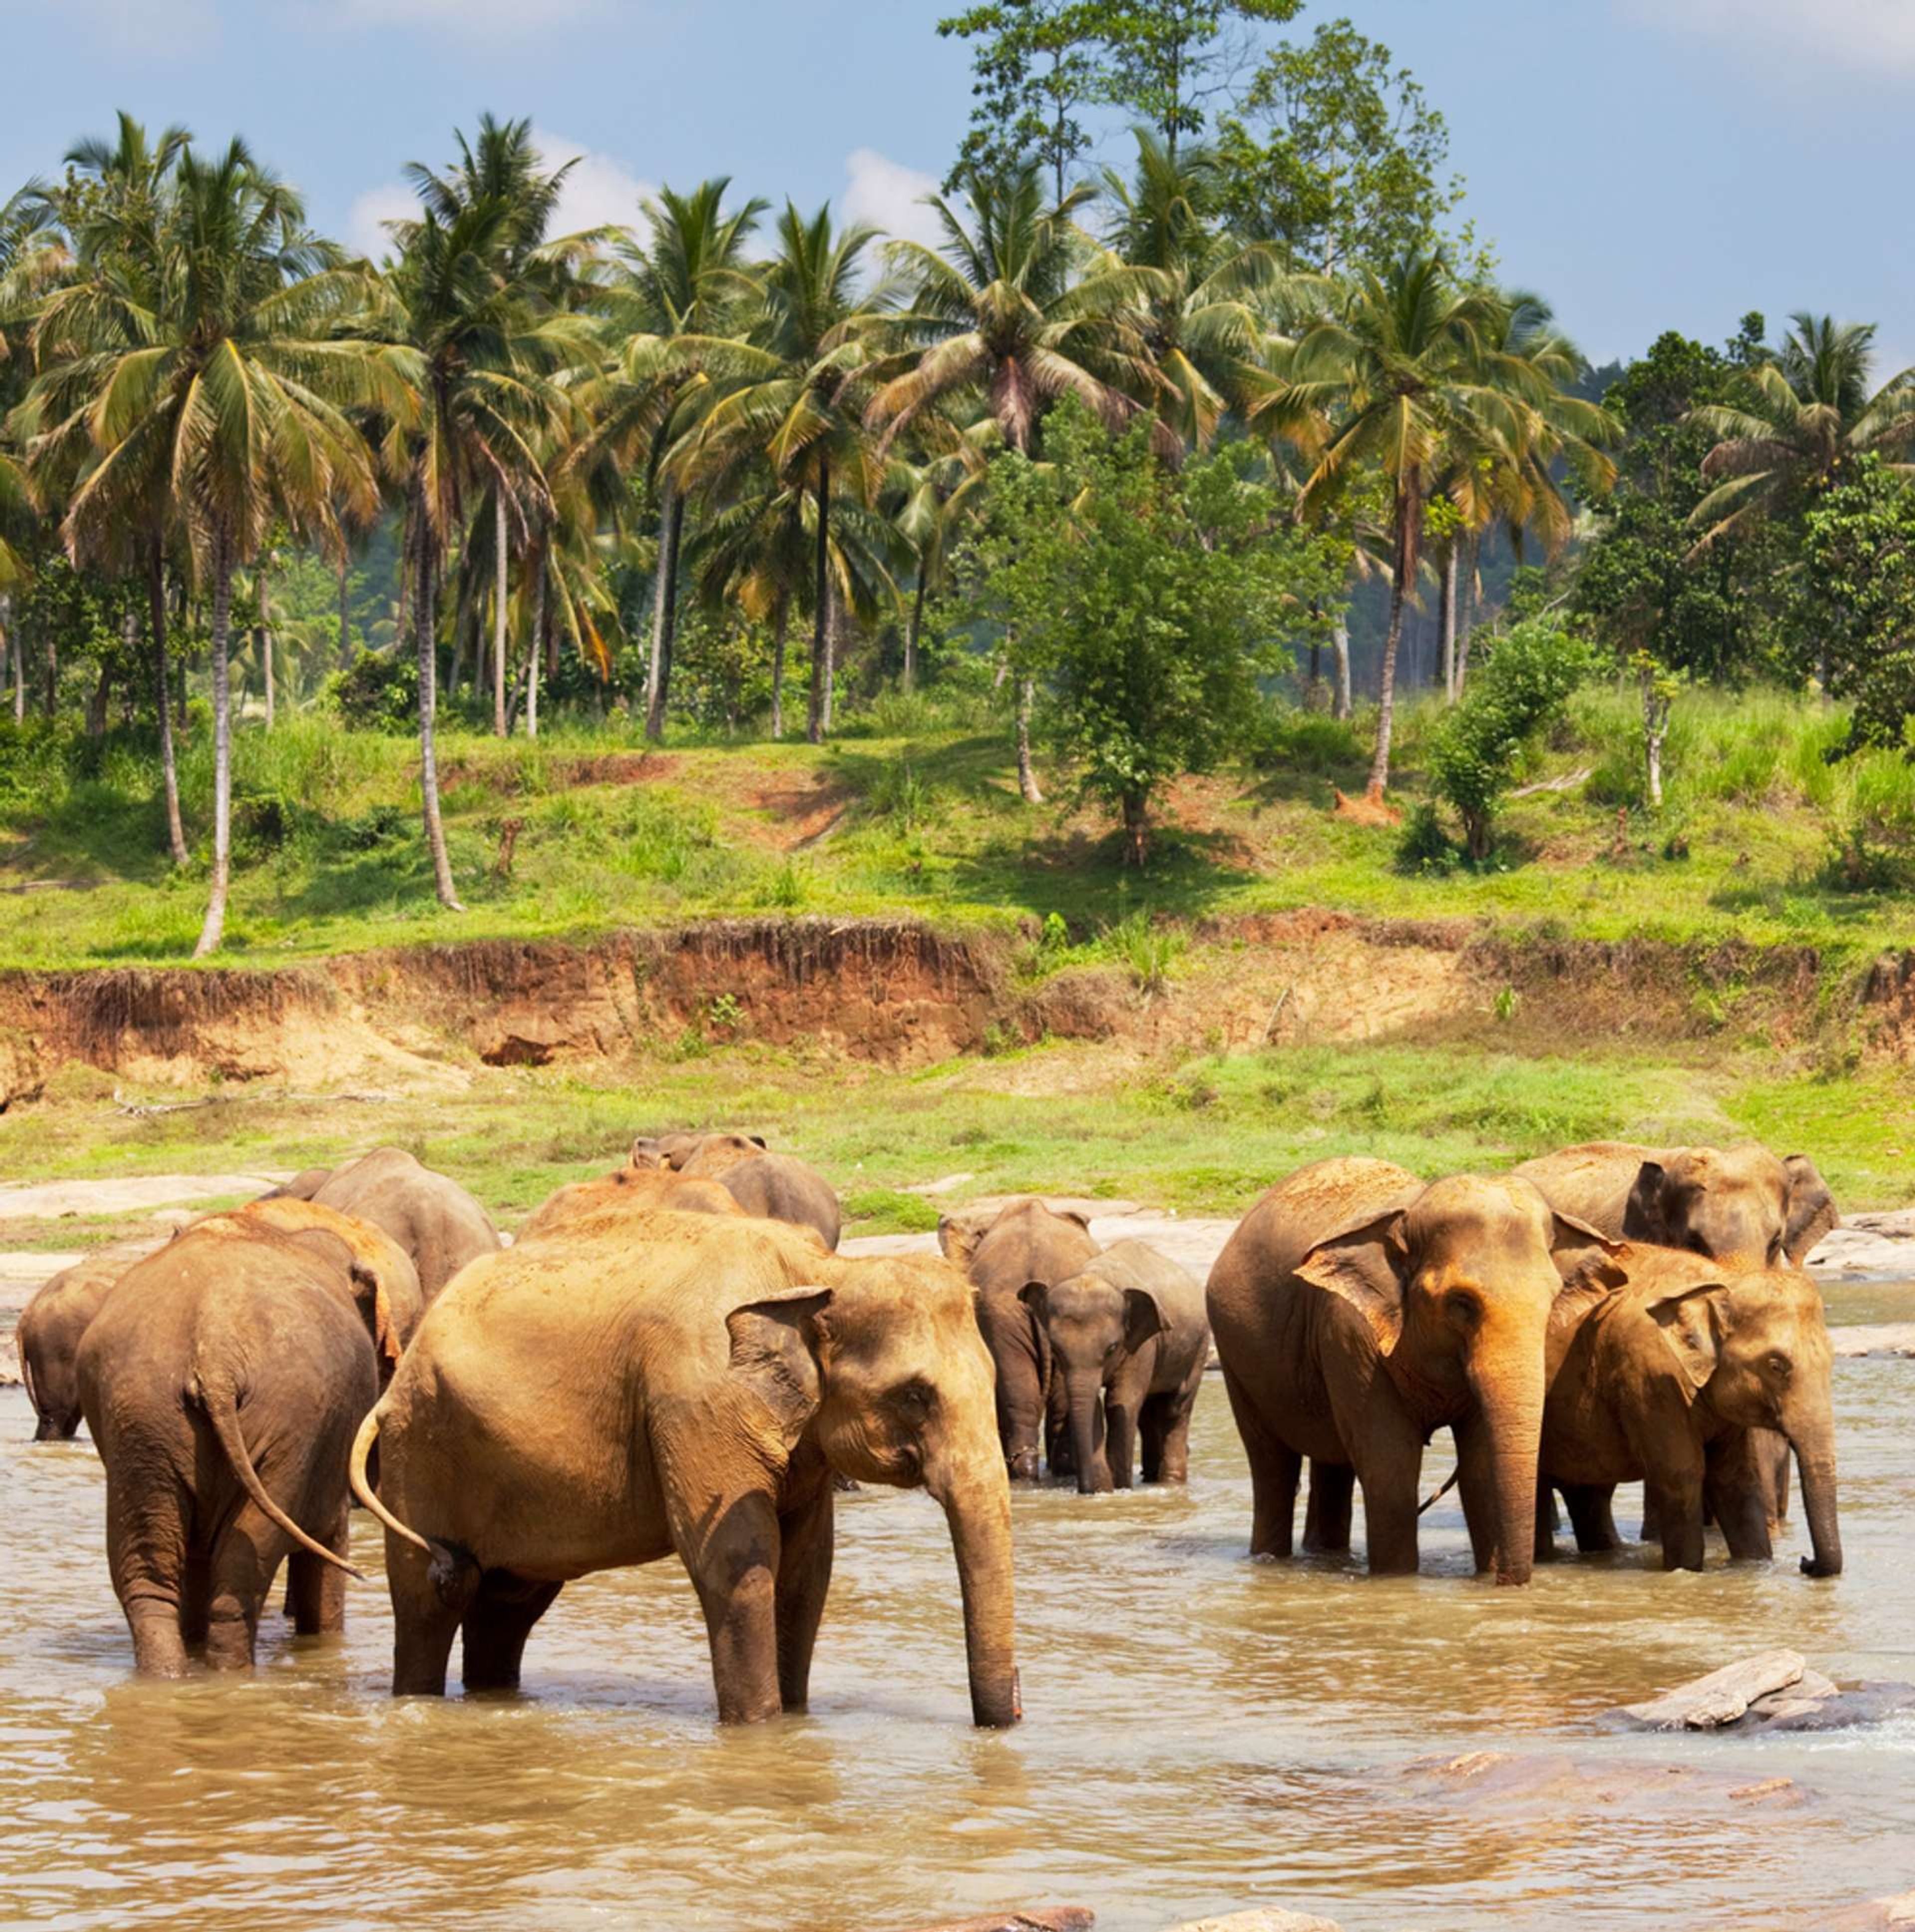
[[1427, 619, 1599, 859], [1394, 801, 1458, 874], [327, 648, 418, 733]]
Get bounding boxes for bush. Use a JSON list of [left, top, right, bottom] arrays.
[[1427, 620, 1599, 859], [327, 648, 418, 734], [1394, 801, 1458, 874], [1248, 705, 1365, 777]]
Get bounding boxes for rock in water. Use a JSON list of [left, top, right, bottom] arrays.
[[893, 1914, 1096, 1932], [1619, 1650, 1805, 1730]]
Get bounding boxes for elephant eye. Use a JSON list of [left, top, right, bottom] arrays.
[[1767, 1353, 1793, 1379], [892, 1378, 936, 1416]]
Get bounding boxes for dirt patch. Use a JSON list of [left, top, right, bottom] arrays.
[[1332, 787, 1402, 827], [439, 751, 681, 795], [747, 777, 858, 850]]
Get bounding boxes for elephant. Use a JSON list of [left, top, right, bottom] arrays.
[[1206, 1157, 1619, 1585], [632, 1131, 841, 1251], [522, 1164, 744, 1239], [17, 1235, 169, 1440], [1538, 1243, 1841, 1575], [268, 1146, 501, 1302], [349, 1201, 1019, 1728], [939, 1197, 1100, 1481], [1515, 1140, 1838, 1534], [1019, 1239, 1209, 1494], [75, 1209, 420, 1675]]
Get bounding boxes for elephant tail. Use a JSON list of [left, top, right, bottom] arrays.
[[191, 1372, 365, 1580], [348, 1407, 431, 1555], [1418, 1468, 1460, 1517]]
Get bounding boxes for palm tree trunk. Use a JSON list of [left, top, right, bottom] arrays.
[[493, 489, 509, 737], [193, 531, 236, 958], [2, 596, 19, 724], [1455, 532, 1478, 697], [257, 566, 275, 731], [646, 483, 683, 743], [1016, 677, 1042, 804], [525, 549, 545, 740], [905, 570, 926, 695], [808, 461, 831, 746], [412, 494, 463, 912], [770, 595, 788, 741], [43, 627, 56, 718], [822, 583, 838, 735], [88, 643, 115, 738], [337, 551, 353, 668], [1332, 614, 1352, 721], [1440, 545, 1458, 702], [1367, 512, 1412, 801], [148, 550, 188, 866]]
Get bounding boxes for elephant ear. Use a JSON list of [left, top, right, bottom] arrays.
[[1549, 1211, 1628, 1283], [726, 1286, 833, 1445], [1647, 1281, 1729, 1393], [1295, 1211, 1409, 1354], [1058, 1206, 1093, 1233], [1122, 1288, 1165, 1353], [628, 1138, 667, 1171], [1622, 1161, 1670, 1243], [1016, 1280, 1049, 1320], [1782, 1156, 1838, 1264], [938, 1212, 985, 1273], [348, 1262, 403, 1366]]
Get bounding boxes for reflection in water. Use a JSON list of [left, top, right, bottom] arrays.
[[2, 1354, 1912, 1932]]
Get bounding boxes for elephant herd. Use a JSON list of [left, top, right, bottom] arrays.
[[13, 1129, 1845, 1730]]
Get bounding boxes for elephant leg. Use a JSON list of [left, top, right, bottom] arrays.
[[1044, 1361, 1074, 1481], [1105, 1400, 1138, 1490], [1140, 1390, 1195, 1485], [387, 1538, 466, 1696], [1646, 1471, 1707, 1572], [181, 1552, 211, 1651], [774, 1484, 835, 1712], [286, 1505, 352, 1637], [1706, 1435, 1775, 1562], [1220, 1366, 1299, 1558], [1533, 1482, 1558, 1564], [204, 1516, 277, 1670], [461, 1573, 563, 1692], [1353, 1407, 1425, 1576], [1639, 1484, 1663, 1545], [105, 1472, 192, 1678], [1303, 1461, 1355, 1554], [679, 1489, 785, 1725], [1563, 1484, 1623, 1553], [995, 1350, 1044, 1483]]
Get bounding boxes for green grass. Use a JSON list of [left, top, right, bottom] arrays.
[[6, 1031, 1911, 1236], [2, 683, 1913, 969]]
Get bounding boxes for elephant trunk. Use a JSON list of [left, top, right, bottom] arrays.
[[1468, 1350, 1545, 1587], [1068, 1377, 1111, 1496], [929, 1460, 1021, 1728], [33, 1411, 65, 1442], [1791, 1422, 1842, 1578]]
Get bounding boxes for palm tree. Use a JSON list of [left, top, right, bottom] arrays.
[[374, 124, 595, 905], [1098, 131, 1280, 451], [887, 412, 995, 690], [589, 178, 766, 739], [868, 163, 1161, 457], [1249, 250, 1518, 801], [24, 137, 381, 951], [1688, 315, 1915, 552], [678, 202, 890, 743]]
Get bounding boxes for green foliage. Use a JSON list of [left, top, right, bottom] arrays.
[[327, 648, 419, 733], [1104, 908, 1187, 997], [1424, 618, 1598, 859], [1214, 18, 1462, 271], [1801, 456, 1915, 755], [960, 399, 1340, 857]]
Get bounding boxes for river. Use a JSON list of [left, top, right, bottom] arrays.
[[2, 1298, 1912, 1932]]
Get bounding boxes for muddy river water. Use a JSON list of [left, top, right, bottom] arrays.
[[2, 1287, 1913, 1932]]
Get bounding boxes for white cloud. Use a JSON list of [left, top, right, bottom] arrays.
[[344, 181, 418, 261], [1619, 0, 1915, 73], [530, 128, 655, 240], [344, 131, 650, 263], [841, 148, 945, 248]]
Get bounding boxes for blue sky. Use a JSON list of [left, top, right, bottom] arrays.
[[3, 0, 1911, 372]]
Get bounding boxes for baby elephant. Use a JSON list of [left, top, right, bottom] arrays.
[[1020, 1240, 1209, 1494], [1541, 1245, 1841, 1575]]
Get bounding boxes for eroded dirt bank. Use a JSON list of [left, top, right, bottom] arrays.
[[0, 914, 1908, 1106]]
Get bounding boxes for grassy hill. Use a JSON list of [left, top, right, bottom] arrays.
[[1, 683, 1909, 971]]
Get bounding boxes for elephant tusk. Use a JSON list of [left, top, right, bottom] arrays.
[[1418, 1469, 1460, 1516]]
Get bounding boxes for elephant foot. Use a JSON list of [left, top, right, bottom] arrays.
[[1006, 1451, 1040, 1482]]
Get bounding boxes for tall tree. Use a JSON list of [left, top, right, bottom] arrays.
[[678, 202, 890, 743], [1094, 0, 1301, 159], [25, 137, 380, 949], [1250, 250, 1513, 800], [938, 1, 1103, 201], [593, 177, 766, 740], [869, 164, 1161, 457], [376, 118, 593, 903], [1214, 20, 1461, 273]]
